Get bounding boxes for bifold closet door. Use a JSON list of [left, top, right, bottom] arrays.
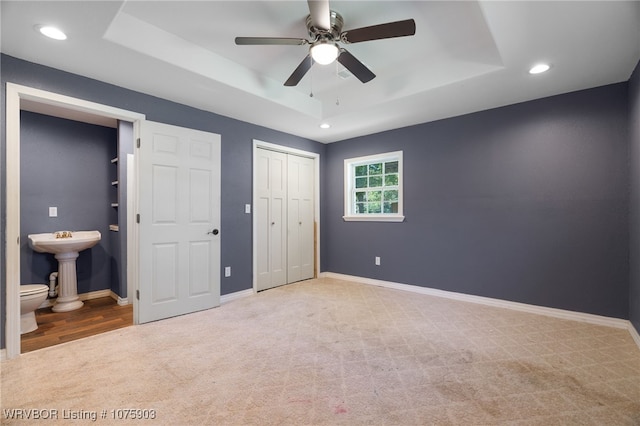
[[256, 149, 288, 291], [287, 155, 314, 283]]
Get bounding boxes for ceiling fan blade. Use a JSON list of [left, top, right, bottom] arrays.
[[235, 37, 308, 46], [284, 54, 314, 86], [341, 19, 416, 44], [337, 49, 375, 83], [307, 0, 331, 30]]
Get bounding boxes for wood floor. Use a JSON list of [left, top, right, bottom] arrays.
[[21, 297, 133, 354]]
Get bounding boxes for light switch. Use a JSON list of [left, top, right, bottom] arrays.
[[245, 204, 251, 214], [49, 207, 58, 217], [224, 266, 231, 277]]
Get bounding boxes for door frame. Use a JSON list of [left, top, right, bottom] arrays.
[[252, 139, 321, 293], [4, 83, 145, 359]]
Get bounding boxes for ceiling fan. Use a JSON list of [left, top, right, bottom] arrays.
[[235, 0, 416, 86]]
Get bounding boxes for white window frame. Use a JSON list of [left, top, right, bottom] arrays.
[[343, 150, 405, 222]]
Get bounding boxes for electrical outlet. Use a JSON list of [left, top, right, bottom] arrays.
[[245, 204, 251, 214], [375, 256, 381, 266], [224, 266, 231, 277]]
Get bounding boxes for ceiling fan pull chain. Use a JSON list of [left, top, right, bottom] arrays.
[[335, 61, 340, 106], [309, 56, 313, 97]]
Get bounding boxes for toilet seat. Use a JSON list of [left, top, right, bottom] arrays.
[[20, 284, 49, 296]]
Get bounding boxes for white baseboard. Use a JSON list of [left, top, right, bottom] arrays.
[[320, 272, 631, 331], [78, 289, 112, 301], [39, 289, 125, 308], [113, 294, 129, 306], [221, 288, 254, 304]]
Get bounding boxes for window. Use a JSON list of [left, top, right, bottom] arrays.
[[343, 151, 404, 222]]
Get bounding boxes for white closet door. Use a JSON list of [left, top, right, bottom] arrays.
[[287, 154, 315, 282], [256, 149, 288, 291]]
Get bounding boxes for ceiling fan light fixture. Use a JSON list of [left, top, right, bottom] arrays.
[[319, 123, 331, 129], [311, 41, 339, 65]]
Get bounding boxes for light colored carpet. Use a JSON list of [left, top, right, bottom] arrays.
[[2, 277, 639, 425]]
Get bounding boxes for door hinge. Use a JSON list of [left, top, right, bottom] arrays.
[[137, 138, 141, 148], [136, 214, 140, 223], [136, 290, 140, 300]]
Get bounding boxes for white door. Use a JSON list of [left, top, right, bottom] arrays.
[[287, 154, 315, 282], [138, 121, 221, 323], [256, 149, 288, 291]]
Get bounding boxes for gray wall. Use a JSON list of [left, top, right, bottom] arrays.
[[20, 111, 116, 295], [629, 61, 640, 334], [2, 52, 638, 350], [113, 121, 134, 298], [324, 83, 630, 319], [1, 54, 325, 349]]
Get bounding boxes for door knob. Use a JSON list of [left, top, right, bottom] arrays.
[[208, 229, 219, 235]]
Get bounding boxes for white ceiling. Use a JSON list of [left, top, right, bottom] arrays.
[[2, 1, 639, 143]]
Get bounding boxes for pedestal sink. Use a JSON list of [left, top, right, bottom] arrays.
[[28, 230, 101, 312]]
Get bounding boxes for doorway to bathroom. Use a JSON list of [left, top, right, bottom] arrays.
[[18, 110, 133, 353], [5, 83, 145, 358]]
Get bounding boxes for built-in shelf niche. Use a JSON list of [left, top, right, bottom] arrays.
[[110, 156, 118, 231]]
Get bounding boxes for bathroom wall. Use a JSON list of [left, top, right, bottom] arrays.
[[324, 82, 630, 320], [20, 111, 116, 295], [629, 60, 640, 334]]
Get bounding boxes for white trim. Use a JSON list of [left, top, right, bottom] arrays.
[[220, 289, 254, 304], [343, 215, 405, 222], [112, 293, 130, 306], [6, 83, 21, 360], [78, 289, 112, 301], [343, 150, 404, 221], [252, 140, 321, 293], [320, 272, 631, 330], [629, 322, 640, 350], [4, 82, 145, 359], [126, 153, 137, 313]]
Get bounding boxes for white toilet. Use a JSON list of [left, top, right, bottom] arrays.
[[20, 284, 49, 334]]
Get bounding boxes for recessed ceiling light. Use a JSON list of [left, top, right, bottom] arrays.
[[319, 123, 331, 129], [37, 25, 67, 40], [529, 63, 550, 74]]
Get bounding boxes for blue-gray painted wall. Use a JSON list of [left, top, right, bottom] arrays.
[[629, 61, 640, 335], [2, 53, 639, 350], [20, 111, 116, 295], [324, 83, 630, 320], [0, 54, 325, 349]]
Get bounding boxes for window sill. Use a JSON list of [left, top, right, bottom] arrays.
[[343, 215, 405, 223]]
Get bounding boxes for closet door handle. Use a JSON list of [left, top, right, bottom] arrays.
[[207, 229, 219, 235]]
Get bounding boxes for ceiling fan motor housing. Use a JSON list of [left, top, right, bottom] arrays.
[[306, 11, 344, 41]]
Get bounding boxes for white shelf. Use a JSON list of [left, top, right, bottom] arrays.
[[109, 224, 119, 232], [111, 180, 119, 186], [111, 157, 118, 164], [111, 203, 118, 208]]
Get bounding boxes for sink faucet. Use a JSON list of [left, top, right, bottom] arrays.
[[55, 231, 72, 239]]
